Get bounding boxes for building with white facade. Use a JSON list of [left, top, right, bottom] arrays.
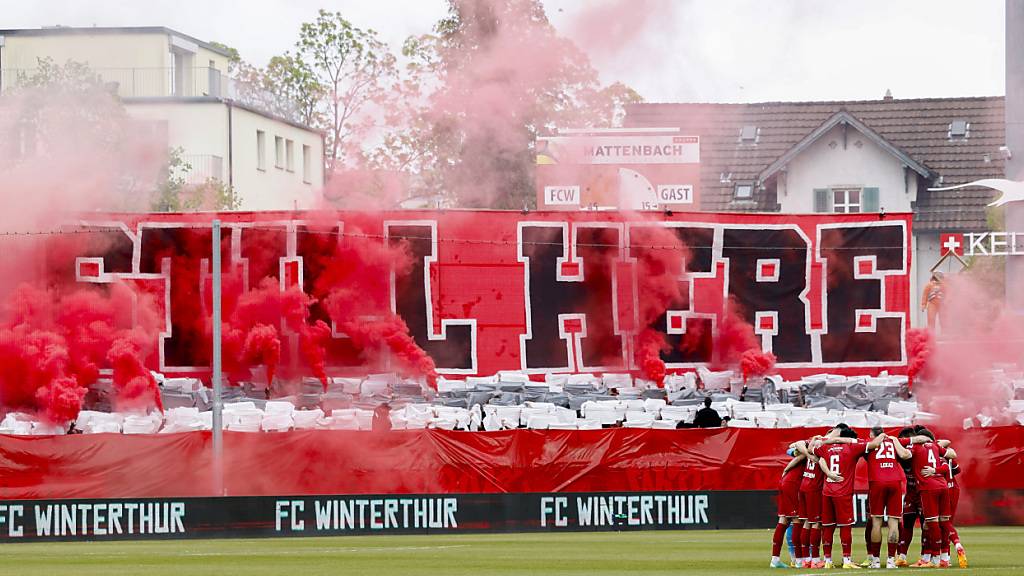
[[625, 96, 1006, 327], [0, 26, 325, 210]]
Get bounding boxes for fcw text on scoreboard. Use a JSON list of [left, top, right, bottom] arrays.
[[64, 211, 912, 377]]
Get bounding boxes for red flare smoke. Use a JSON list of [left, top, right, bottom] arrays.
[[713, 305, 761, 369], [740, 349, 777, 382], [0, 283, 163, 422], [906, 327, 934, 391], [107, 337, 162, 412], [635, 328, 668, 386], [242, 324, 281, 386], [317, 228, 438, 387], [300, 320, 331, 390], [35, 376, 87, 424]]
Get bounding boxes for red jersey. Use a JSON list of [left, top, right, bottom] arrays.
[[910, 442, 947, 491], [799, 449, 825, 492], [816, 442, 867, 497], [865, 436, 907, 483], [947, 461, 961, 490], [781, 461, 804, 489]]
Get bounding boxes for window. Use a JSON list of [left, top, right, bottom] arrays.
[[733, 183, 753, 200], [302, 144, 312, 184], [949, 119, 969, 139], [256, 130, 266, 171], [738, 125, 759, 144], [274, 136, 284, 169], [832, 188, 861, 213], [286, 139, 295, 172]]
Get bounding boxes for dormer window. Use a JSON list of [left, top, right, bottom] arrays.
[[734, 183, 754, 200], [739, 125, 759, 144], [949, 120, 969, 140]]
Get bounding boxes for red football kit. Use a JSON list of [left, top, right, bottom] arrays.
[[910, 442, 949, 519], [779, 463, 804, 517], [865, 436, 906, 517], [798, 447, 826, 522], [816, 442, 867, 526]]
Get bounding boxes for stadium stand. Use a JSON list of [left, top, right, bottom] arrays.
[[1, 366, 1022, 435]]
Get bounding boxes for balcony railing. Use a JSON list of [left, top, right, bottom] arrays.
[[1, 66, 307, 127], [0, 66, 236, 99]]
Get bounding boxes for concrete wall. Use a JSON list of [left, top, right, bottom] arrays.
[[0, 32, 169, 71], [125, 100, 229, 158], [125, 101, 324, 210], [778, 124, 916, 213], [0, 32, 171, 95], [230, 105, 324, 210], [0, 31, 232, 98]]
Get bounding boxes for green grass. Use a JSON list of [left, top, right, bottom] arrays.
[[0, 527, 1019, 575]]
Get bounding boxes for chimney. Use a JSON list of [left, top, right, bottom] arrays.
[[883, 89, 893, 101]]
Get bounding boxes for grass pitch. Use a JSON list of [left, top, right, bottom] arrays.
[[0, 527, 1019, 575]]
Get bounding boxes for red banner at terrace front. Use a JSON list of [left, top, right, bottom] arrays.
[[0, 427, 1021, 526], [54, 210, 912, 380]]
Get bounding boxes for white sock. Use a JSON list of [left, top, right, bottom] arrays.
[[955, 542, 964, 552], [772, 556, 780, 563], [899, 553, 907, 561], [844, 556, 852, 563], [922, 554, 931, 562], [941, 553, 950, 562]]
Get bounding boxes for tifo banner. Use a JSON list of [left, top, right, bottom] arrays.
[[54, 210, 913, 380]]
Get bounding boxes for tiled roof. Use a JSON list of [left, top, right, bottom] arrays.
[[624, 96, 1005, 232]]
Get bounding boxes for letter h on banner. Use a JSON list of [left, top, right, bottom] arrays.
[[518, 222, 628, 372]]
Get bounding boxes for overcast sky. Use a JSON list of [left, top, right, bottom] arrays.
[[0, 0, 1006, 103]]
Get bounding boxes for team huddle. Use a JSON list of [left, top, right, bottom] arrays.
[[770, 425, 966, 569]]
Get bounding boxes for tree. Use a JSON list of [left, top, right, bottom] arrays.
[[234, 55, 324, 128], [369, 0, 644, 208], [294, 10, 398, 169], [0, 57, 167, 212]]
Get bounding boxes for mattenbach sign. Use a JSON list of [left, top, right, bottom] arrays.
[[58, 210, 912, 378]]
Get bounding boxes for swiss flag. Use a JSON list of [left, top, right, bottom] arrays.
[[940, 233, 964, 256]]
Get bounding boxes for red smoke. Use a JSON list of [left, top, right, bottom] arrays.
[[906, 327, 934, 391], [910, 271, 1020, 422], [713, 303, 762, 369], [628, 225, 686, 384], [316, 227, 438, 386], [740, 349, 777, 382], [0, 283, 163, 423], [636, 328, 668, 386], [107, 335, 162, 412]]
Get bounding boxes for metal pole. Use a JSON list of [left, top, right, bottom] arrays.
[[211, 219, 224, 496]]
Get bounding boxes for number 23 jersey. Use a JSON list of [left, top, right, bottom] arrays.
[[865, 437, 906, 483]]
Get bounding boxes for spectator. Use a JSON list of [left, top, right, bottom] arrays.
[[693, 397, 723, 428], [372, 402, 392, 432]]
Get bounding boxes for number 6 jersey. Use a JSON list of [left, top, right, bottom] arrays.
[[814, 442, 867, 497]]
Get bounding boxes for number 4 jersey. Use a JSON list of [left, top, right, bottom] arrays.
[[909, 442, 948, 492]]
